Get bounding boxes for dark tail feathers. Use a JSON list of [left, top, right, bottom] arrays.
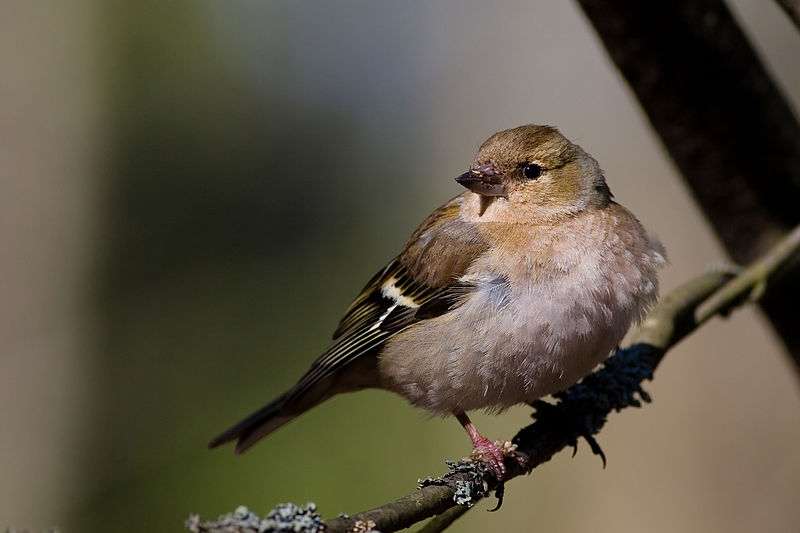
[[208, 392, 296, 454]]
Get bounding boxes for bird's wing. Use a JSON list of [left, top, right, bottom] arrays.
[[289, 194, 488, 399]]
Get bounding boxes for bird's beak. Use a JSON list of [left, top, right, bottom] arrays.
[[455, 164, 506, 197]]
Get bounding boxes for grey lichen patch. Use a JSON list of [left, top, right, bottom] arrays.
[[186, 502, 324, 533], [419, 460, 491, 508], [453, 480, 481, 507]]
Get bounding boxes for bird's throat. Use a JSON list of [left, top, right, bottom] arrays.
[[478, 195, 495, 216]]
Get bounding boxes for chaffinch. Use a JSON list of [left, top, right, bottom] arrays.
[[210, 124, 666, 478]]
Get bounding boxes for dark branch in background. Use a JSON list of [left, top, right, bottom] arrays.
[[189, 225, 800, 533], [575, 0, 800, 374], [775, 0, 800, 30]]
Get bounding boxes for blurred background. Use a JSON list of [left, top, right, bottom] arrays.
[[1, 1, 798, 532]]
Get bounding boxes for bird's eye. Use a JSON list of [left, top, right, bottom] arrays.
[[523, 163, 543, 180]]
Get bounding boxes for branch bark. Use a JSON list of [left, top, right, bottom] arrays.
[[414, 505, 469, 533], [574, 0, 800, 373]]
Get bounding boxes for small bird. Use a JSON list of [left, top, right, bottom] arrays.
[[209, 124, 666, 478]]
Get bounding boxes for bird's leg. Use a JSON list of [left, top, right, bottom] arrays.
[[456, 412, 523, 480]]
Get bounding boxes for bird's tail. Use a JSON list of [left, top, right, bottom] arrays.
[[208, 391, 298, 454], [209, 357, 376, 453]]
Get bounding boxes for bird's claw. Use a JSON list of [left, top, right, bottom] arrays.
[[467, 438, 526, 481]]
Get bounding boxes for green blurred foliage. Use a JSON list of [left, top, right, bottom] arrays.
[[73, 2, 445, 531]]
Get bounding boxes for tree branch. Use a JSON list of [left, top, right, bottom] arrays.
[[413, 505, 470, 533], [574, 0, 800, 373], [696, 224, 800, 323]]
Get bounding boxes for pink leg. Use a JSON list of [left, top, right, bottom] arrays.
[[456, 412, 522, 480]]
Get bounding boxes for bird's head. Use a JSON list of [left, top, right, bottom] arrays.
[[457, 124, 612, 221]]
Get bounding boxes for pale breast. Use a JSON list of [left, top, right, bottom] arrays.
[[377, 204, 665, 415]]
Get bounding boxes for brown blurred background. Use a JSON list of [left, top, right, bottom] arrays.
[[1, 1, 798, 532]]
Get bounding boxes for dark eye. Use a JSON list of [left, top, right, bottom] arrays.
[[523, 163, 542, 180]]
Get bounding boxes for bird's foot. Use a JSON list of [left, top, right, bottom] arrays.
[[466, 437, 526, 481]]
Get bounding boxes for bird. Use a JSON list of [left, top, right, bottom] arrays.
[[209, 124, 666, 479]]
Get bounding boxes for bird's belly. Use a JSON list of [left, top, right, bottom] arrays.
[[377, 274, 639, 414]]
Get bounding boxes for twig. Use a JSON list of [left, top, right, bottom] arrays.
[[414, 505, 471, 533], [695, 224, 800, 323]]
